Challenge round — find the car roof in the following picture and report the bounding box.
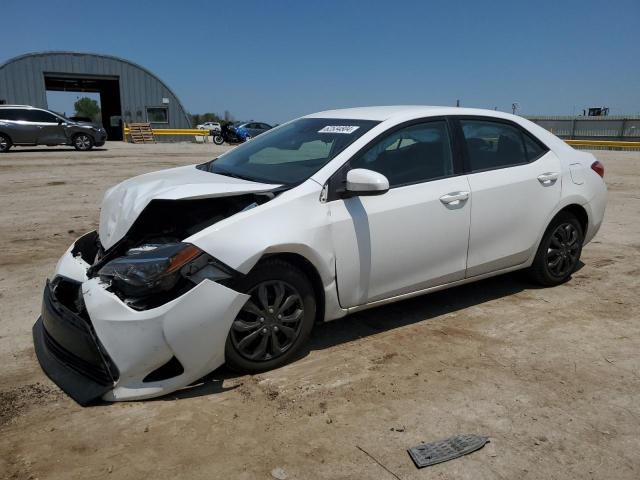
[304,105,525,122]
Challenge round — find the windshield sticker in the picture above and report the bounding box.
[318,125,360,134]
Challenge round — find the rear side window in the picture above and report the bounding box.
[0,109,21,120]
[350,120,454,187]
[460,120,532,172]
[523,133,546,161]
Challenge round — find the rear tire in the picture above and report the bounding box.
[213,135,224,145]
[225,259,316,373]
[0,134,12,152]
[73,133,94,151]
[528,211,584,286]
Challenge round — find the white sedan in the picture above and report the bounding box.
[196,121,221,132]
[34,106,607,404]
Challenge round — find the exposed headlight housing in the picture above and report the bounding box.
[98,242,231,297]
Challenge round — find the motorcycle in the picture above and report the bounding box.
[213,123,250,145]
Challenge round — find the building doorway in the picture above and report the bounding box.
[44,74,123,141]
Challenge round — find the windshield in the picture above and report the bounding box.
[200,118,379,185]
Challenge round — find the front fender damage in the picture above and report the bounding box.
[36,188,277,402]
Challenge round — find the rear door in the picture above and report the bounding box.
[329,119,472,307]
[2,108,37,144]
[454,117,561,277]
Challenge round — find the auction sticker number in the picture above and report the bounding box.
[318,125,360,134]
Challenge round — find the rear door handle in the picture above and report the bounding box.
[440,191,470,205]
[537,172,559,185]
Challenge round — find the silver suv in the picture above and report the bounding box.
[0,105,107,152]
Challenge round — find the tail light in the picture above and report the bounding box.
[591,160,604,178]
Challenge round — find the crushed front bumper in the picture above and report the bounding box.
[33,231,249,404]
[33,278,118,405]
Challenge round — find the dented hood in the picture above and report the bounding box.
[98,165,279,250]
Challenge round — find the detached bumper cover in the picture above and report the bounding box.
[33,280,118,405]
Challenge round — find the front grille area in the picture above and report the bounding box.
[42,326,113,385]
[41,278,118,386]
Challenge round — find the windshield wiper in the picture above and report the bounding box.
[212,167,258,182]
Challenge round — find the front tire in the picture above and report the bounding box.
[528,212,584,286]
[225,259,316,373]
[73,133,94,151]
[213,135,224,145]
[0,134,12,152]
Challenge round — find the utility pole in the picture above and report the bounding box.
[456,99,460,107]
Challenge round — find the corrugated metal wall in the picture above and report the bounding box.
[0,51,190,129]
[526,115,640,141]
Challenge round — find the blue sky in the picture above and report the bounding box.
[2,0,639,123]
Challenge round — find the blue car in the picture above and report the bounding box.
[234,121,272,140]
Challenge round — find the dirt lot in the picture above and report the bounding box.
[1,142,638,479]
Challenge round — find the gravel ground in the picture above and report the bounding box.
[0,142,638,479]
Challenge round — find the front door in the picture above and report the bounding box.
[329,119,472,307]
[33,110,67,145]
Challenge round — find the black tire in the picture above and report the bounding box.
[73,133,94,151]
[528,211,584,286]
[213,135,224,145]
[225,258,316,373]
[0,133,12,153]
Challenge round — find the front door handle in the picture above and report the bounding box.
[440,191,470,205]
[537,172,559,185]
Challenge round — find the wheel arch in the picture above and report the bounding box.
[527,200,590,269]
[555,203,588,235]
[72,131,91,140]
[258,252,326,324]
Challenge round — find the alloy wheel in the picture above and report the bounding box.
[75,134,91,150]
[230,280,305,362]
[546,222,580,278]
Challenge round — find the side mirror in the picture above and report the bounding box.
[345,168,389,197]
[57,119,63,125]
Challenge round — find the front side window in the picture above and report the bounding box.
[23,109,59,123]
[460,120,533,172]
[349,120,454,187]
[199,118,379,185]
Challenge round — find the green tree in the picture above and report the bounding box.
[74,97,101,122]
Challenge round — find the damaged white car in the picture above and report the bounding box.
[34,106,607,404]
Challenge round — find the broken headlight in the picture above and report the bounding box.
[98,242,231,297]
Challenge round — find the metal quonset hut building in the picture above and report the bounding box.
[0,51,190,140]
